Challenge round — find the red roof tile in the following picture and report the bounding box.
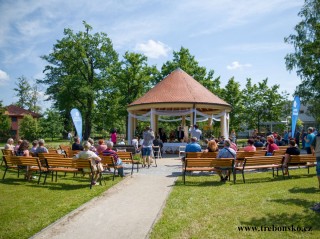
[5,104,41,118]
[129,68,230,107]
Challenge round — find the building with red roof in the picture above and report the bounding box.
[4,104,41,139]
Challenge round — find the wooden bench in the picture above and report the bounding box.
[186,152,218,158]
[116,151,141,174]
[9,156,48,184]
[44,157,79,183]
[183,158,234,184]
[2,155,20,179]
[44,157,95,189]
[233,156,284,183]
[1,149,14,165]
[272,149,287,156]
[113,145,136,154]
[100,155,123,181]
[59,145,71,156]
[287,154,317,176]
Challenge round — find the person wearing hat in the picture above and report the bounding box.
[305,127,315,154]
[185,137,202,153]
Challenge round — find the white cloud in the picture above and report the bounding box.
[227,61,252,70]
[0,69,10,85]
[135,40,171,59]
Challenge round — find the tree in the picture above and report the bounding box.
[284,0,320,124]
[14,76,41,113]
[116,52,158,135]
[40,108,64,140]
[19,114,41,140]
[242,78,288,132]
[38,21,119,140]
[0,101,11,139]
[220,77,244,132]
[158,47,222,96]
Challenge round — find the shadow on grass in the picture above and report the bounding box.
[233,175,285,184]
[240,212,320,231]
[289,187,320,194]
[0,173,114,190]
[174,175,226,187]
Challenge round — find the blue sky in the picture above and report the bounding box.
[0,0,304,111]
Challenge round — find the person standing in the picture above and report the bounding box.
[142,126,155,168]
[176,126,185,142]
[110,128,117,145]
[311,131,320,189]
[189,124,202,141]
[305,127,315,154]
[295,130,301,148]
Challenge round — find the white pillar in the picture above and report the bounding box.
[150,108,156,132]
[128,113,133,143]
[220,111,229,138]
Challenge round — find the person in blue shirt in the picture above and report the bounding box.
[185,137,202,153]
[304,127,315,154]
[217,139,236,182]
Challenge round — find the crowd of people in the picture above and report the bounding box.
[4,125,319,187]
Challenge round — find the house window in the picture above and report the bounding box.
[11,130,17,137]
[11,117,17,122]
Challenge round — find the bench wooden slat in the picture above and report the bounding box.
[233,156,284,183]
[183,158,234,184]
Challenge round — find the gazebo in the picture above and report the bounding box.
[127,68,232,143]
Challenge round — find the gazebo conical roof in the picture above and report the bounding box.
[128,68,231,114]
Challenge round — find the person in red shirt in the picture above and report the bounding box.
[243,139,256,152]
[266,137,279,156]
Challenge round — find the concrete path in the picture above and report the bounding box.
[31,156,181,239]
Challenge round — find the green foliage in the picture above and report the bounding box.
[0,101,11,139]
[39,108,64,140]
[158,47,222,96]
[220,77,244,132]
[242,78,288,132]
[38,21,119,140]
[19,114,41,140]
[285,0,320,124]
[13,76,41,113]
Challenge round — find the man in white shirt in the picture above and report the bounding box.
[189,124,202,141]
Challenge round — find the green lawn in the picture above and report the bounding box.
[0,166,121,239]
[151,169,320,239]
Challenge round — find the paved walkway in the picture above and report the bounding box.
[31,156,181,239]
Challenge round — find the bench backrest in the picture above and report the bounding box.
[10,156,41,167]
[2,149,14,156]
[185,158,213,168]
[74,158,93,170]
[252,150,267,156]
[186,152,217,158]
[116,152,133,160]
[68,150,82,157]
[45,157,75,168]
[185,158,234,168]
[290,155,316,163]
[100,155,115,168]
[272,149,287,156]
[236,151,255,160]
[244,156,283,166]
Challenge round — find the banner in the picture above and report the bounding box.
[291,96,300,138]
[70,108,83,142]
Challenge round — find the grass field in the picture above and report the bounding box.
[150,168,320,239]
[0,164,121,239]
